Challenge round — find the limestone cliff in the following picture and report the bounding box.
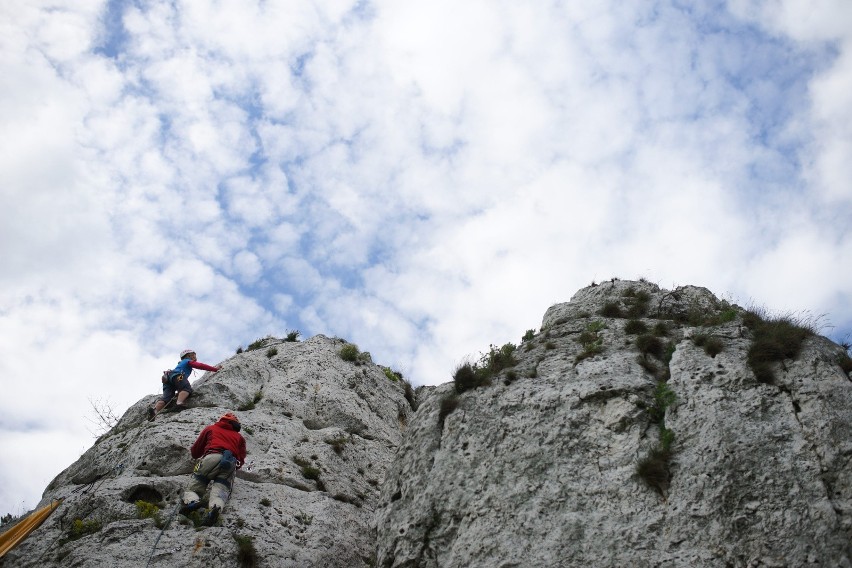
[376,280,852,567]
[3,281,852,568]
[1,335,416,567]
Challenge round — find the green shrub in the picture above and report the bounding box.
[236,346,244,354]
[522,329,536,342]
[692,334,724,357]
[266,347,278,358]
[545,341,556,350]
[662,342,676,365]
[483,343,518,374]
[638,382,677,496]
[659,427,675,451]
[339,343,360,362]
[135,500,160,520]
[452,344,518,393]
[743,309,812,384]
[69,518,101,540]
[652,322,669,337]
[293,456,311,468]
[600,301,624,317]
[837,352,852,374]
[325,436,348,455]
[247,337,269,351]
[285,330,301,342]
[625,319,648,335]
[704,306,738,326]
[383,368,400,382]
[636,447,672,496]
[648,382,676,424]
[626,291,651,318]
[575,342,603,363]
[260,498,271,507]
[637,357,659,376]
[575,321,606,363]
[234,534,259,568]
[300,465,321,481]
[402,379,417,411]
[636,334,664,358]
[453,362,482,393]
[439,394,459,427]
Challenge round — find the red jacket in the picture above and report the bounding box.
[190,419,247,467]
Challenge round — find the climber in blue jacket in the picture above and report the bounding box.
[147,349,219,420]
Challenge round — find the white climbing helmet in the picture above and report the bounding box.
[180,348,196,358]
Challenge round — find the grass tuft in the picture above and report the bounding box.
[600,301,624,318]
[692,333,724,357]
[636,334,664,358]
[234,534,259,568]
[625,319,648,335]
[439,394,459,427]
[285,329,301,342]
[575,321,606,363]
[324,435,348,455]
[743,308,813,384]
[68,518,101,540]
[339,343,360,362]
[636,447,673,496]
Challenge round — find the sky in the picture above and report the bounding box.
[1,0,850,516]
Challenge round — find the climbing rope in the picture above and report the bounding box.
[144,502,181,568]
[71,462,126,496]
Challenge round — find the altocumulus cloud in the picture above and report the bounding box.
[0,0,849,514]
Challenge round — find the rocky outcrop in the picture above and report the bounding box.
[376,280,852,567]
[4,280,852,567]
[1,335,415,567]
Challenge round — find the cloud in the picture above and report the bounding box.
[1,0,851,516]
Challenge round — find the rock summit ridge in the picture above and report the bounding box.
[3,280,852,568]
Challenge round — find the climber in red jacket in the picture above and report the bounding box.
[180,412,247,526]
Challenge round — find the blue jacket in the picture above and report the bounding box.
[171,358,194,379]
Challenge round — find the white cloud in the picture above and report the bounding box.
[1,0,851,515]
[233,250,262,284]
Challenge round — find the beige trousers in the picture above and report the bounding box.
[182,453,235,511]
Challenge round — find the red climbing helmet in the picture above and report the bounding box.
[220,412,240,423]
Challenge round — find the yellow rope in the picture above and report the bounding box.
[0,499,62,558]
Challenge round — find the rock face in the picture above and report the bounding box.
[375,280,852,567]
[1,335,416,567]
[4,281,852,568]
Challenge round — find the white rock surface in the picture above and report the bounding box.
[4,281,851,568]
[1,335,415,567]
[376,280,852,567]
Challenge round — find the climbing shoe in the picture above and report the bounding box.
[174,403,189,412]
[202,505,220,527]
[179,501,202,516]
[146,407,156,421]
